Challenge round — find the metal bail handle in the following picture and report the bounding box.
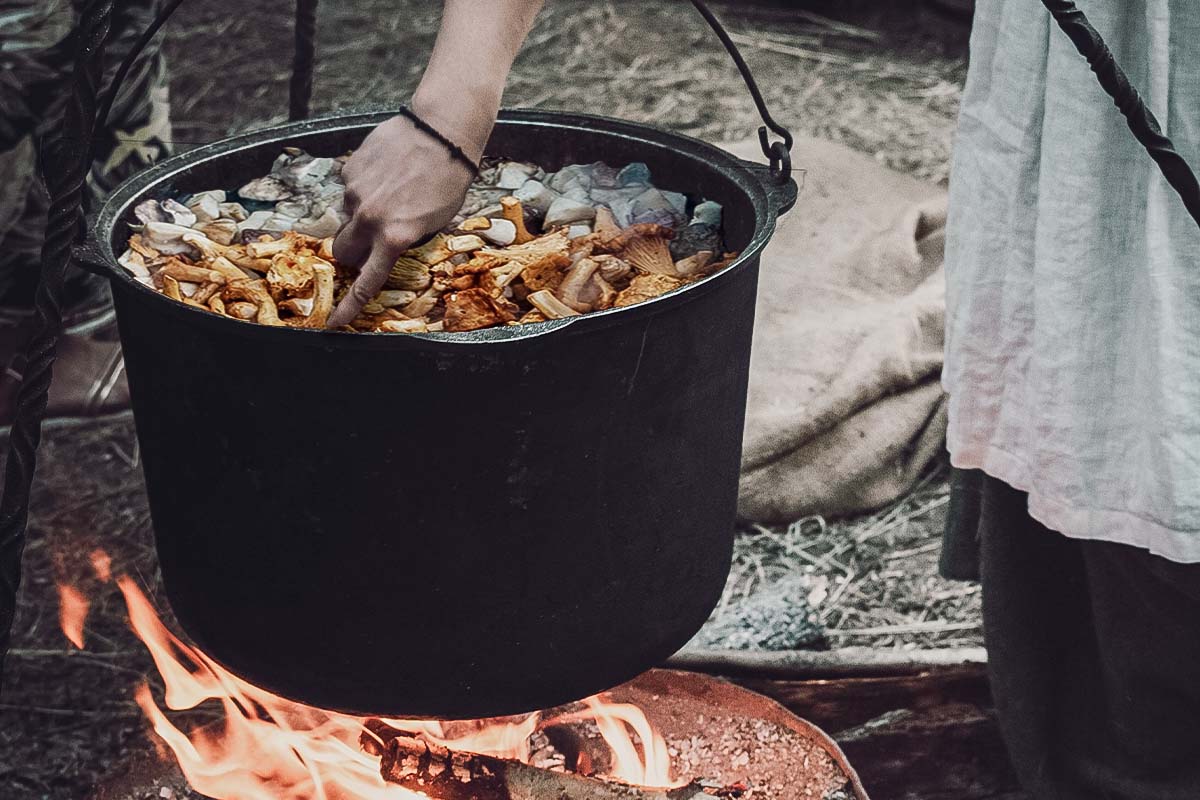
[689,0,795,183]
[1041,0,1200,228]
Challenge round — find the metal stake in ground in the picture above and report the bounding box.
[290,0,320,121]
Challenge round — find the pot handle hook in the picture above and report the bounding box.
[690,0,795,184]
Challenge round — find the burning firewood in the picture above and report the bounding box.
[362,721,717,800]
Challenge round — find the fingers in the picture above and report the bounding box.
[332,213,371,268]
[327,246,402,328]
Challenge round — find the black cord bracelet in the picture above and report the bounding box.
[397,105,481,177]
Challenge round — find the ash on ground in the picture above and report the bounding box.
[667,715,849,800]
[693,463,982,654]
[693,575,828,651]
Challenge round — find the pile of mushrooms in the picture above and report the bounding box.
[118,153,738,333]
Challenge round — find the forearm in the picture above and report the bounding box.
[412,0,545,161]
[327,0,545,325]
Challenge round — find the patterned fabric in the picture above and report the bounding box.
[0,0,172,299]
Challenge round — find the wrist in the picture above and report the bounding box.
[411,80,501,164]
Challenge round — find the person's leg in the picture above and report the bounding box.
[0,0,75,306]
[1069,540,1200,797]
[980,473,1200,799]
[0,0,171,299]
[940,465,986,581]
[90,0,174,199]
[977,474,1103,800]
[0,0,170,427]
[0,137,45,305]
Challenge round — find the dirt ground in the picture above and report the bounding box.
[1,2,975,798]
[167,0,968,181]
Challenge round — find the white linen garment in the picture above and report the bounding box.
[943,0,1200,561]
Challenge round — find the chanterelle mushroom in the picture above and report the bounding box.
[500,197,535,244]
[406,233,454,265]
[673,250,715,278]
[387,257,433,292]
[519,251,571,293]
[127,150,740,335]
[614,273,686,308]
[593,254,635,287]
[482,228,570,264]
[443,288,515,332]
[159,261,226,286]
[181,232,261,281]
[556,257,615,313]
[379,319,429,334]
[597,222,675,252]
[527,290,581,320]
[593,206,622,241]
[400,286,443,320]
[620,230,676,275]
[267,252,316,296]
[280,297,315,318]
[222,280,284,326]
[303,257,336,329]
[197,218,239,246]
[118,248,152,281]
[226,301,258,320]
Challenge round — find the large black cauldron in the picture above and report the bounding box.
[83,110,796,718]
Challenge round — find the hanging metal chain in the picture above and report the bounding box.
[0,0,114,695]
[290,0,320,121]
[1042,0,1200,228]
[689,0,794,183]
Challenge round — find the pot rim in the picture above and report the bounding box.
[90,108,793,350]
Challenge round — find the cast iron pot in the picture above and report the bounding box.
[83,109,797,718]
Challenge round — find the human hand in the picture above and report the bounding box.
[327,112,483,327]
[326,0,545,327]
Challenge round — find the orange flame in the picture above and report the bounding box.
[88,549,677,798]
[57,582,89,650]
[550,696,678,788]
[90,549,113,582]
[585,696,676,787]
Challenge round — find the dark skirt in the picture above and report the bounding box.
[941,467,1200,799]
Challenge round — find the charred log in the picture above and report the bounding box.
[362,720,714,800]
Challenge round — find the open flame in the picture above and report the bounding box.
[62,552,679,798]
[57,582,89,650]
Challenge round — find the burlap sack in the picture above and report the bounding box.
[724,136,949,523]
